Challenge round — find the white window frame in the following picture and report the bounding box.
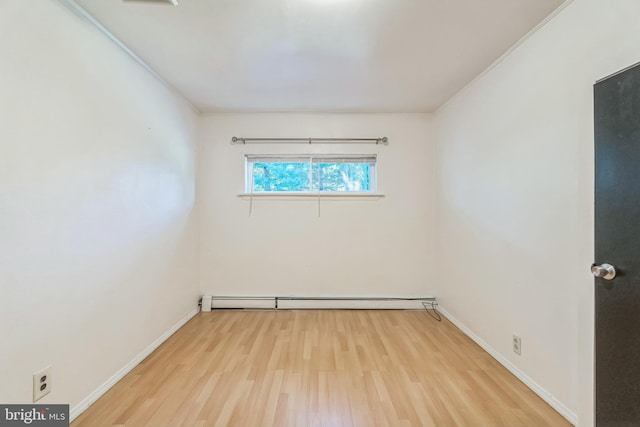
[244,154,378,194]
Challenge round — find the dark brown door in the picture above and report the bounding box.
[594,62,640,426]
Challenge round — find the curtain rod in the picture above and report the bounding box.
[231,137,389,145]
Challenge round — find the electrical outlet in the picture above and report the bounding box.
[33,366,51,402]
[513,334,522,355]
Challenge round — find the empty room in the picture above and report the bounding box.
[2,0,639,426]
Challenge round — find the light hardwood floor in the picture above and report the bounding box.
[72,310,571,426]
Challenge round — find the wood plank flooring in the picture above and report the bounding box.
[72,310,571,426]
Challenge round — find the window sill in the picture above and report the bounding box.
[238,193,385,199]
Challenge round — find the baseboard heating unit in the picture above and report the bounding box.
[200,296,437,311]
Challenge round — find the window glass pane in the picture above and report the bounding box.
[246,155,376,193]
[251,161,310,192]
[312,162,372,192]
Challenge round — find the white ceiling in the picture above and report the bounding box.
[74,0,566,113]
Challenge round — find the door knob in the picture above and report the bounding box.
[591,263,617,280]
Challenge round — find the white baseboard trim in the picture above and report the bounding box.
[69,307,199,422]
[437,306,578,426]
[204,296,435,310]
[277,298,432,310]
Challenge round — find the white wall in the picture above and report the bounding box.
[435,0,640,425]
[0,0,199,414]
[199,114,435,298]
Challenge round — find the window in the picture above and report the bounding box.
[245,155,377,193]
